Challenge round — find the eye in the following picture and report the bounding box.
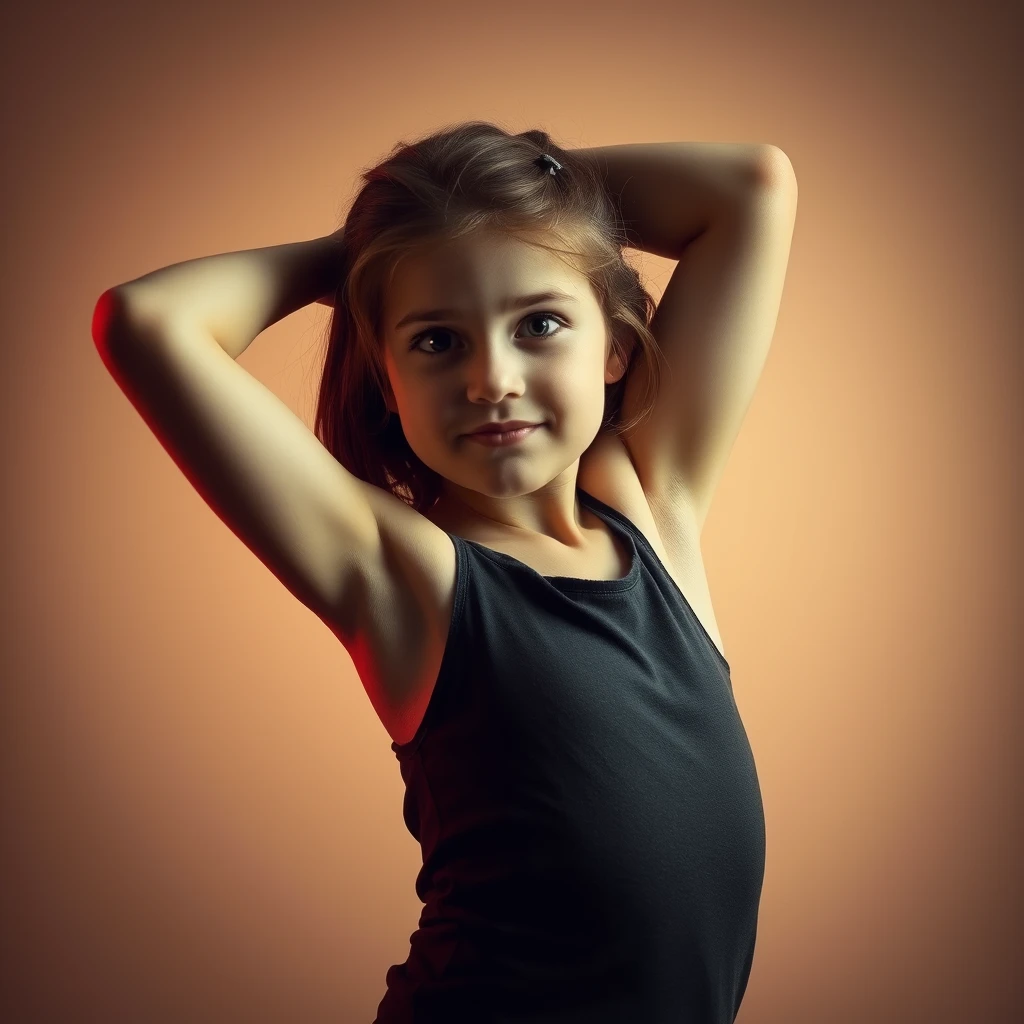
[408,312,569,355]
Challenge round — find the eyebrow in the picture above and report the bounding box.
[393,289,580,331]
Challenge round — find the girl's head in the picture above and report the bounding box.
[314,120,667,516]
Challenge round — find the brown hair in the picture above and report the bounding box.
[313,119,667,515]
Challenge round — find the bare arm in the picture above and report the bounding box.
[108,229,346,360]
[90,219,393,647]
[571,141,773,259]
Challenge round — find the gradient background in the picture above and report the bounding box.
[3,0,1021,1021]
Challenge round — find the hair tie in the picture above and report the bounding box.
[535,153,563,176]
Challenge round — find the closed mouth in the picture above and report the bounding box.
[466,422,541,436]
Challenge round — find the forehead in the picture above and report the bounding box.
[384,231,590,324]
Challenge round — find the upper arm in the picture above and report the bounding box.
[93,292,392,636]
[620,151,799,532]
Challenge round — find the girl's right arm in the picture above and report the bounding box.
[89,229,388,642]
[107,231,345,359]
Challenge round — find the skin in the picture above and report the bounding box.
[380,228,629,550]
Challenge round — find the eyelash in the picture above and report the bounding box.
[408,312,569,355]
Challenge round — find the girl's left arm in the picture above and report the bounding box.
[571,140,789,258]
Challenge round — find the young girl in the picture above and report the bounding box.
[94,120,796,1022]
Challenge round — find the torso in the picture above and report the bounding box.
[357,430,726,747]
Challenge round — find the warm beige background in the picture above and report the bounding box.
[3,0,1020,1021]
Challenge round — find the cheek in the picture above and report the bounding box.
[560,360,606,402]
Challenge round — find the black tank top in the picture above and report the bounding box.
[374,487,765,1023]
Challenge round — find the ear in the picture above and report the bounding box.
[604,328,632,386]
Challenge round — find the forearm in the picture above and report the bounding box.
[571,141,774,259]
[111,232,346,360]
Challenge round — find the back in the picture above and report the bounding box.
[94,292,456,743]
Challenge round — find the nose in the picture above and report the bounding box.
[463,346,527,404]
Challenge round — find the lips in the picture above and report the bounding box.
[466,420,539,435]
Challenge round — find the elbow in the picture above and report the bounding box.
[92,288,131,349]
[758,146,798,191]
[92,287,156,364]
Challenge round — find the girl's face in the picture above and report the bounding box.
[380,230,626,518]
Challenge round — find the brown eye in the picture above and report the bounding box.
[410,313,567,355]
